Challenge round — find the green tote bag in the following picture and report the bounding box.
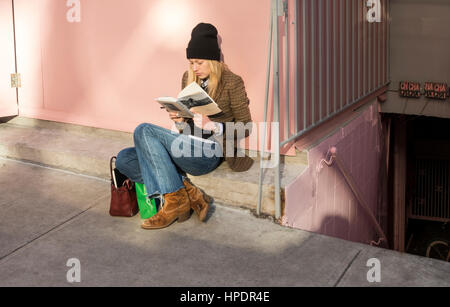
[135,182,158,219]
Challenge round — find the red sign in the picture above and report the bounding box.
[399,81,449,100]
[424,82,448,100]
[399,81,421,98]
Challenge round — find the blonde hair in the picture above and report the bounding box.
[187,60,228,100]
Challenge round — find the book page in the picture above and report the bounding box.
[190,104,222,116]
[156,82,222,118]
[157,97,177,104]
[155,97,194,118]
[178,82,222,116]
[177,82,206,99]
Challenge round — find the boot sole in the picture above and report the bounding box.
[141,210,191,230]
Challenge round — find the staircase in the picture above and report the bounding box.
[0,116,309,216]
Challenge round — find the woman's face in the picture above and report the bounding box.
[189,59,210,79]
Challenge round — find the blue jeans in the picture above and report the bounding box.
[116,123,223,197]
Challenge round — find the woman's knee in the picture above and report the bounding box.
[134,123,157,141]
[116,147,137,172]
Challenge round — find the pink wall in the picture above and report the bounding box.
[282,100,387,246]
[0,0,18,117]
[13,0,270,136]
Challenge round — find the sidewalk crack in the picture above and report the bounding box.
[333,249,362,287]
[0,194,108,263]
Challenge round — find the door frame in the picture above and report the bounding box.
[0,0,19,118]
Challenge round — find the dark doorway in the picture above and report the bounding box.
[382,115,450,261]
[405,116,450,262]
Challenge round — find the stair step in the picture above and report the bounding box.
[188,155,307,216]
[0,117,309,216]
[0,117,133,179]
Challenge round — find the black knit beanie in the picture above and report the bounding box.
[186,23,221,61]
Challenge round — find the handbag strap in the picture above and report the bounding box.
[123,179,133,190]
[110,156,133,190]
[110,156,118,188]
[110,156,116,178]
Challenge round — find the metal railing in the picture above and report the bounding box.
[320,147,388,247]
[257,0,391,220]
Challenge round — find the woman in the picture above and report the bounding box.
[116,23,253,230]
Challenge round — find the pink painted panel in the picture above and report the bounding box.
[0,0,18,117]
[342,0,348,109]
[358,0,364,97]
[327,0,334,119]
[320,1,327,119]
[313,0,320,124]
[304,0,312,129]
[336,0,342,114]
[365,2,370,94]
[267,0,390,155]
[283,100,386,246]
[297,1,305,132]
[353,0,358,101]
[14,0,270,140]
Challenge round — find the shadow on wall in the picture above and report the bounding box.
[315,214,386,248]
[283,102,389,248]
[315,215,351,242]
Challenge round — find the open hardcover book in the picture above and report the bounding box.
[156,82,222,118]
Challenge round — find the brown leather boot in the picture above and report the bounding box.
[183,180,211,222]
[141,188,191,230]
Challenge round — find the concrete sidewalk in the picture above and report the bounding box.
[1,157,449,287]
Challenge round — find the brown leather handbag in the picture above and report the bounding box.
[109,156,139,217]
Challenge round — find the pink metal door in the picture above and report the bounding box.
[0,0,18,117]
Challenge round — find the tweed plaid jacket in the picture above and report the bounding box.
[181,69,254,172]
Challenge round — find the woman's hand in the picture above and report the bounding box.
[192,113,204,128]
[168,111,185,123]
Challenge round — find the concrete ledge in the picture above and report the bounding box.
[0,117,133,179]
[188,157,306,216]
[3,116,133,139]
[0,117,309,216]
